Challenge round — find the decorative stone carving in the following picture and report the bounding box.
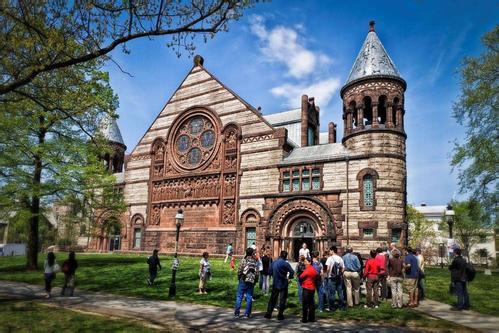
[151,206,161,225]
[222,200,235,224]
[151,175,221,202]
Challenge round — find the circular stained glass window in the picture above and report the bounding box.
[172,114,218,169]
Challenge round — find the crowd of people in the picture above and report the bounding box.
[230,242,430,322]
[40,242,472,321]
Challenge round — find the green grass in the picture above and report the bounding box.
[0,254,486,330]
[0,299,158,333]
[425,266,499,316]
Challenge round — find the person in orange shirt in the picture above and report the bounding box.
[364,250,380,308]
[299,257,318,323]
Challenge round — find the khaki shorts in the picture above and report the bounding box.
[403,278,417,293]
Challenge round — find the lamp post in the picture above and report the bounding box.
[445,205,455,261]
[168,209,184,297]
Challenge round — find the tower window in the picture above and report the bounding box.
[363,228,374,238]
[363,96,372,127]
[363,175,374,207]
[357,168,378,210]
[378,95,387,125]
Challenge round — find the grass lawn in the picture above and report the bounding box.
[424,266,498,316]
[0,299,159,332]
[0,253,487,330]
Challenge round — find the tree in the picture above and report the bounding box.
[407,205,437,259]
[442,200,490,261]
[0,58,123,269]
[0,0,256,96]
[451,26,498,216]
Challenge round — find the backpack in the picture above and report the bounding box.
[242,259,257,284]
[62,261,70,274]
[312,261,323,286]
[465,263,476,282]
[329,261,342,278]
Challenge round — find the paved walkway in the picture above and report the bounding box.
[0,281,415,332]
[0,281,496,332]
[414,298,499,333]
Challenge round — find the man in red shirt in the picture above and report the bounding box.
[299,258,318,323]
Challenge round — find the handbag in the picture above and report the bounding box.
[53,263,61,273]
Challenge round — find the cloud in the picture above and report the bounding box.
[270,78,341,109]
[249,15,331,79]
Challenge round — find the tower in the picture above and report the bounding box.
[99,115,126,173]
[341,21,408,247]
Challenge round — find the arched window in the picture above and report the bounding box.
[363,96,372,127]
[378,95,387,125]
[350,101,358,129]
[363,175,374,207]
[393,97,400,128]
[357,168,379,210]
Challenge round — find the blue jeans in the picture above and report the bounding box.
[327,277,345,309]
[297,277,303,303]
[454,281,470,310]
[234,281,255,317]
[316,280,325,311]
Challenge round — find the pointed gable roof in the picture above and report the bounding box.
[99,115,126,147]
[345,21,402,87]
[129,55,276,155]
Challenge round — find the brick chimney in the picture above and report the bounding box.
[300,95,309,147]
[328,122,337,143]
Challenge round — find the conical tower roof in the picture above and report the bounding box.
[99,114,126,147]
[344,21,403,88]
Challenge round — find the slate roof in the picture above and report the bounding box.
[263,109,301,125]
[99,115,125,147]
[345,28,401,86]
[280,143,349,165]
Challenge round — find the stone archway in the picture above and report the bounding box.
[268,197,336,259]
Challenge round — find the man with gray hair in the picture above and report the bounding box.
[342,246,361,307]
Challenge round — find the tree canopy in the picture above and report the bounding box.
[452,25,498,216]
[0,0,255,96]
[0,57,124,268]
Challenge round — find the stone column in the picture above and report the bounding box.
[372,102,379,128]
[386,102,394,128]
[357,105,364,129]
[396,106,403,129]
[346,108,353,134]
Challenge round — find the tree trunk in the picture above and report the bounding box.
[26,119,45,270]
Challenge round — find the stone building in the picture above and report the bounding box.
[91,22,408,259]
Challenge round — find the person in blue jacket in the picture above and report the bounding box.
[264,250,295,321]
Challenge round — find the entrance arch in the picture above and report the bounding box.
[289,218,315,261]
[268,197,336,260]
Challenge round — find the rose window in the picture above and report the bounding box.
[173,115,217,169]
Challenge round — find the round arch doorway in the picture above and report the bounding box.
[291,220,315,261]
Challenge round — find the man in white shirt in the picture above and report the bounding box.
[325,246,346,310]
[298,243,311,261]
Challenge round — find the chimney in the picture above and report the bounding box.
[328,122,337,143]
[300,95,309,147]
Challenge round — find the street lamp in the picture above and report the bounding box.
[168,209,184,297]
[445,205,455,239]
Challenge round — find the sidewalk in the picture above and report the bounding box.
[0,280,417,332]
[414,298,499,333]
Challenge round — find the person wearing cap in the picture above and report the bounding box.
[388,249,404,308]
[342,246,361,307]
